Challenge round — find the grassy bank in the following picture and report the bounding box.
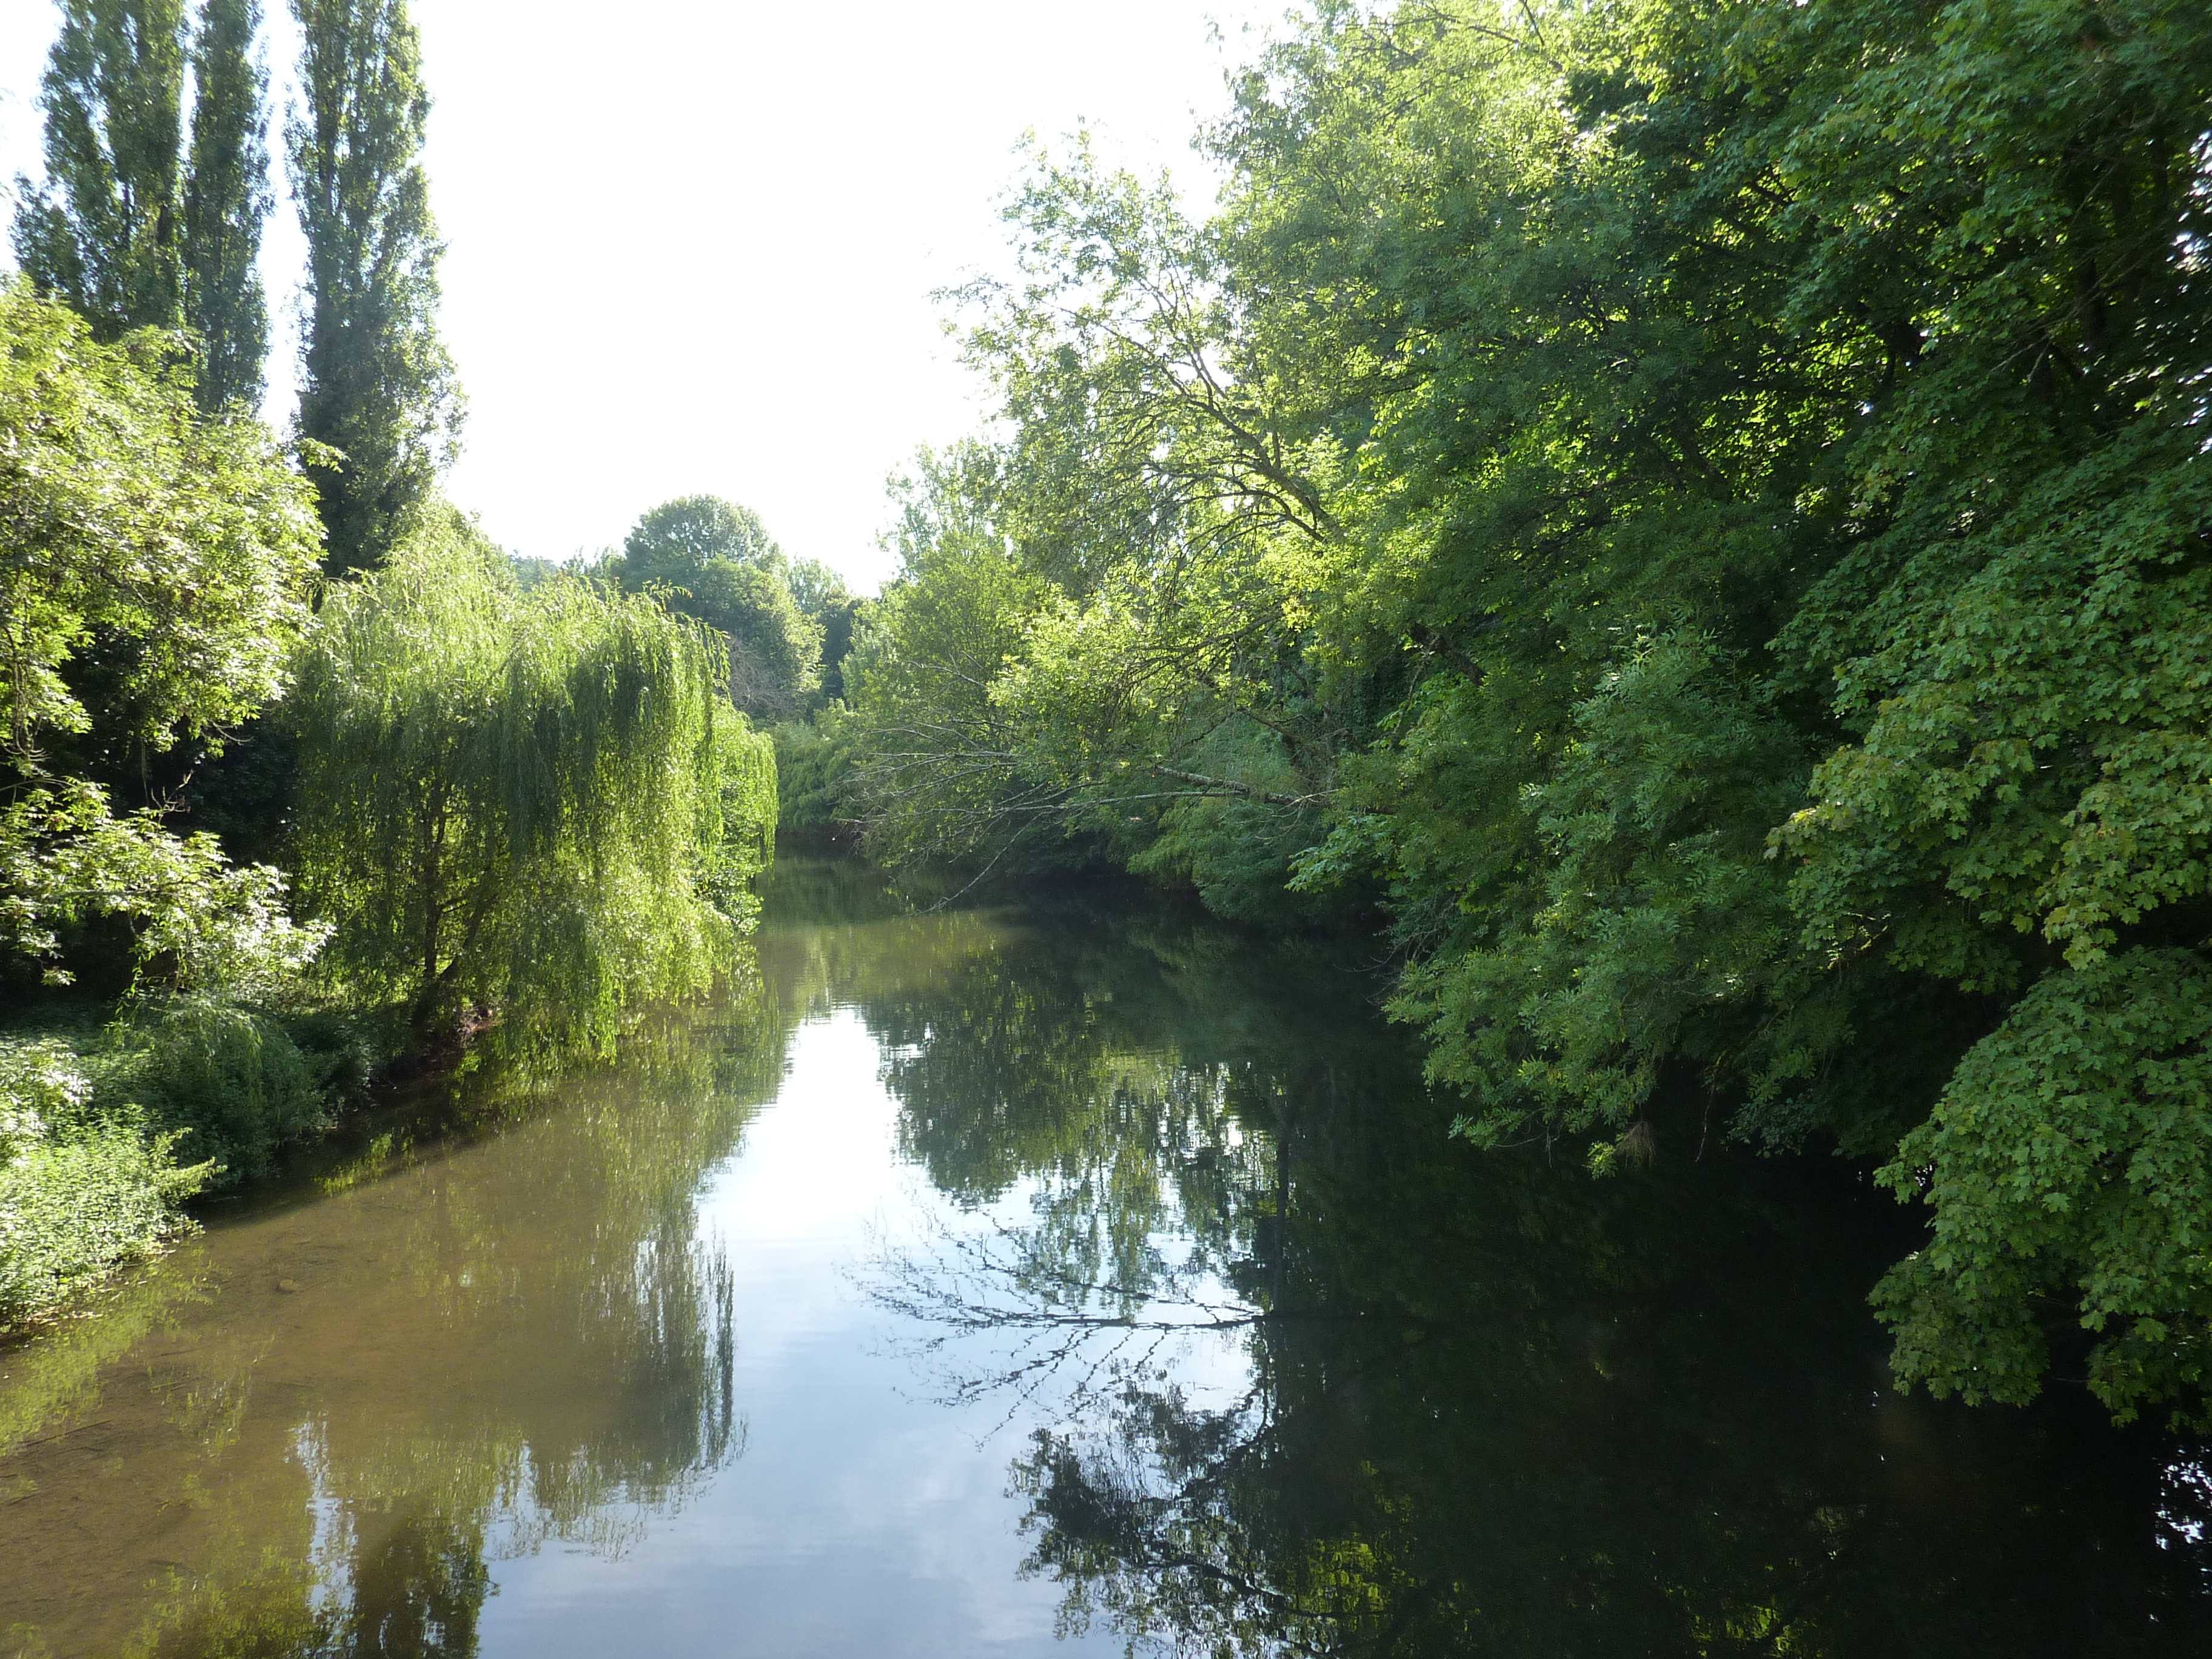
[0,1004,391,1330]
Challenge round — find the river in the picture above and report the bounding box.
[2,856,2208,1656]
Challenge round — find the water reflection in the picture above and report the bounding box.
[0,862,2207,1658]
[841,879,2212,1657]
[0,972,768,1657]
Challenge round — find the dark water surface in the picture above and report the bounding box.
[3,858,2208,1657]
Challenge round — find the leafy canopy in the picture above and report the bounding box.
[610,494,822,720]
[289,515,774,1054]
[837,0,2212,1424]
[0,278,323,993]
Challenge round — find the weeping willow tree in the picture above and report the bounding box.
[289,517,776,1054]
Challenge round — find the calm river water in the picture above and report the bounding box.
[2,857,2209,1657]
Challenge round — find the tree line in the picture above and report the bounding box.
[794,0,2212,1427]
[2,0,780,1327]
[14,0,457,574]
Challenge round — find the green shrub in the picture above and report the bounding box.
[280,1007,386,1102]
[771,712,856,833]
[0,1128,206,1325]
[0,1041,207,1327]
[1127,722,1341,929]
[136,1004,329,1186]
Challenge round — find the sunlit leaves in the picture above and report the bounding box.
[0,280,320,990]
[0,280,318,761]
[289,519,773,1054]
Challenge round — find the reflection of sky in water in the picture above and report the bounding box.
[8,864,2206,1657]
[2164,1456,2212,1555]
[478,1010,1150,1656]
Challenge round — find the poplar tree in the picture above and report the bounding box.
[10,0,189,339]
[289,0,460,577]
[180,0,272,412]
[12,1,274,407]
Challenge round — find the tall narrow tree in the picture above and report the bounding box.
[10,0,189,339]
[181,0,272,412]
[289,0,460,577]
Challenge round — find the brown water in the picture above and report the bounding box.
[1,858,2208,1657]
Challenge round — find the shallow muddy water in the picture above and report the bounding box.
[2,858,2208,1657]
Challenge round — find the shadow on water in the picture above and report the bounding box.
[829,870,2212,1658]
[0,856,2205,1657]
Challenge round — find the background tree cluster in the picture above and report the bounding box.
[606,492,859,723]
[12,0,457,566]
[825,0,2212,1425]
[2,0,781,1324]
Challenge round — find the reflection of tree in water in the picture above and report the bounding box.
[865,887,1366,1301]
[125,1503,491,1658]
[863,899,2212,1658]
[333,1507,492,1658]
[0,958,782,1659]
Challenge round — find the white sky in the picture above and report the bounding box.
[0,1,1281,591]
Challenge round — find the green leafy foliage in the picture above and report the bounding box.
[0,276,333,1327]
[769,711,856,833]
[610,495,822,720]
[1874,949,2212,1421]
[289,515,768,1054]
[705,706,777,927]
[839,445,1070,868]
[133,1000,328,1185]
[841,0,2212,1419]
[12,0,273,404]
[1125,718,1337,927]
[2,779,327,994]
[289,0,461,575]
[10,0,189,338]
[0,279,323,993]
[0,1037,207,1327]
[0,281,315,765]
[181,0,273,412]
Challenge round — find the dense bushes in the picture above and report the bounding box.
[0,276,330,1326]
[0,998,393,1325]
[0,1127,203,1327]
[135,1005,329,1187]
[0,1041,204,1326]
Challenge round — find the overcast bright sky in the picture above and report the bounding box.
[0,1,1279,590]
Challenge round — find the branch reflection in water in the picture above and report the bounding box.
[850,879,2212,1658]
[2,859,2207,1658]
[0,962,773,1658]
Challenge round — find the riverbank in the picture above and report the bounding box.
[0,998,395,1332]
